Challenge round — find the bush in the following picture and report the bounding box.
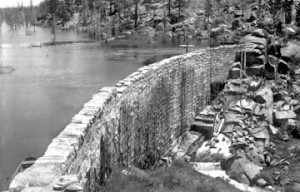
[100,160,242,192]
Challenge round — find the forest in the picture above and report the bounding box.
[1,0,300,41]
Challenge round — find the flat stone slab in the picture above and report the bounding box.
[275,110,297,120]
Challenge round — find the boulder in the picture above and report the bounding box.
[240,34,267,46]
[196,133,232,161]
[274,110,297,126]
[289,99,299,106]
[228,67,242,79]
[254,95,266,104]
[251,29,268,38]
[268,55,278,65]
[254,138,266,152]
[9,172,27,192]
[65,183,83,192]
[224,112,244,125]
[294,104,300,115]
[175,131,200,157]
[255,87,273,123]
[264,62,275,79]
[268,124,279,135]
[278,59,289,74]
[229,156,262,181]
[22,187,47,192]
[275,110,296,119]
[281,42,300,65]
[235,54,266,66]
[190,122,213,140]
[250,126,270,141]
[287,119,297,130]
[256,178,268,187]
[224,81,248,94]
[273,92,284,102]
[53,175,79,191]
[246,43,266,51]
[285,25,300,36]
[232,19,241,30]
[241,48,263,56]
[246,65,264,77]
[253,104,266,119]
[268,43,281,58]
[240,98,257,111]
[246,144,265,165]
[248,79,262,92]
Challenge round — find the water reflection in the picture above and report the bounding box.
[0,23,208,190]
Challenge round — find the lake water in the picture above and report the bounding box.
[0,23,208,189]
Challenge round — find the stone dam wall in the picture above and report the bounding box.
[9,45,240,192]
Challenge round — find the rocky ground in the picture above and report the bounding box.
[160,29,300,192]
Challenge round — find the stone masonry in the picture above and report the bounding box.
[9,45,240,192]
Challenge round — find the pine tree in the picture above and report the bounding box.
[295,2,300,26]
[205,0,212,30]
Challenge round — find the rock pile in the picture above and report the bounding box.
[164,29,300,191]
[228,29,291,81]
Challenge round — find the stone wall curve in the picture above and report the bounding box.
[9,45,240,192]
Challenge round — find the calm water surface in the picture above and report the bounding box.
[0,23,208,189]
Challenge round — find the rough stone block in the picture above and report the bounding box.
[190,122,213,140]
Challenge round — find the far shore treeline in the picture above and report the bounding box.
[1,0,300,42]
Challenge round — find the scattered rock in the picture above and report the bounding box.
[256,178,268,187]
[278,59,290,74]
[190,122,213,140]
[248,80,262,92]
[175,131,200,157]
[246,144,265,165]
[251,29,268,38]
[65,183,83,192]
[246,65,265,77]
[250,126,270,141]
[22,187,47,192]
[268,124,278,135]
[290,99,300,106]
[273,92,284,102]
[240,34,267,46]
[294,104,300,115]
[229,156,262,181]
[53,175,79,191]
[274,110,297,126]
[195,134,232,161]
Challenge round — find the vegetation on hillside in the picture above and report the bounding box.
[100,160,242,192]
[1,0,300,42]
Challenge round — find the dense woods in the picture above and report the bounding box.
[1,0,300,41]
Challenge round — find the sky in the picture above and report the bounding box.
[0,0,44,8]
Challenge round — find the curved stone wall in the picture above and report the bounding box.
[9,45,240,192]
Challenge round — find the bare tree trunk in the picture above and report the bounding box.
[178,0,181,19]
[168,0,171,17]
[134,1,138,32]
[123,0,126,18]
[110,0,112,15]
[51,0,57,41]
[52,13,56,41]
